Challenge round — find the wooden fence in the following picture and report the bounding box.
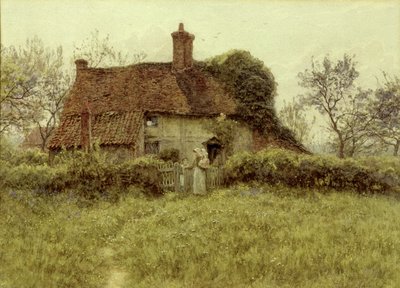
[157,163,224,192]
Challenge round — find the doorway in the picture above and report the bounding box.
[204,137,223,165]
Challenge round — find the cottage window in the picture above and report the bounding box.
[146,116,158,127]
[145,141,160,154]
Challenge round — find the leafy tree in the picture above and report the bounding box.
[1,41,41,135]
[278,98,315,145]
[73,29,146,68]
[369,74,400,156]
[298,54,374,158]
[1,37,71,150]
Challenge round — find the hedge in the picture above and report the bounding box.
[0,151,163,198]
[224,149,400,194]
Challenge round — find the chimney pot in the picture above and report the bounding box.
[75,59,88,69]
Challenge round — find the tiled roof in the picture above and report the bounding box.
[48,62,237,150]
[48,111,143,149]
[61,62,237,117]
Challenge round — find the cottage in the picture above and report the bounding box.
[48,23,304,162]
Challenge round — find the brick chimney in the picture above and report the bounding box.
[80,102,92,152]
[171,23,195,71]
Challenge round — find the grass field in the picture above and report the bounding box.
[1,185,399,288]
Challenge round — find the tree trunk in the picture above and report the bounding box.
[394,140,399,157]
[337,134,345,159]
[41,139,47,152]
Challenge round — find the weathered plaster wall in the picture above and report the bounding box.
[135,122,145,157]
[144,114,253,162]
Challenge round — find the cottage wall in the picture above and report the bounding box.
[143,114,253,162]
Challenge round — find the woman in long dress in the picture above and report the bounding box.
[192,148,209,195]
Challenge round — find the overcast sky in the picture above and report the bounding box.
[2,0,400,118]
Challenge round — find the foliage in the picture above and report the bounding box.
[203,113,240,156]
[1,31,146,148]
[204,49,276,131]
[204,50,301,148]
[0,149,163,198]
[118,157,163,196]
[65,151,117,198]
[1,40,40,134]
[369,73,400,156]
[298,54,375,158]
[224,148,399,194]
[1,186,400,287]
[158,148,180,163]
[1,37,70,149]
[0,140,48,166]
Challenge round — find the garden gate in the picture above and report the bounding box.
[157,163,224,192]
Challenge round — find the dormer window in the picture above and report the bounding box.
[146,116,158,127]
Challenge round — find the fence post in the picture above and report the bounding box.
[174,163,180,192]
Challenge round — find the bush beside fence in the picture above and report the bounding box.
[225,149,400,194]
[1,147,398,198]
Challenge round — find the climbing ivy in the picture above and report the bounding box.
[204,113,239,157]
[203,50,301,148]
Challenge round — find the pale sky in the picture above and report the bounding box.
[1,0,400,131]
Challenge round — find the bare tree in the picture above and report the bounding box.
[369,74,400,156]
[278,98,315,145]
[73,29,146,68]
[298,54,374,158]
[32,48,71,151]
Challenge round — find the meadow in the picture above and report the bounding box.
[1,184,400,288]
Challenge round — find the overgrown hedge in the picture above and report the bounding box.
[225,149,400,194]
[2,146,398,198]
[0,151,163,199]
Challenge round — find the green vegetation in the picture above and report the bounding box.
[203,113,239,157]
[0,149,163,198]
[3,147,398,198]
[225,149,400,194]
[158,148,180,163]
[1,185,400,288]
[204,50,302,150]
[1,145,399,287]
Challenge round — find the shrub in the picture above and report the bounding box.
[1,150,164,199]
[225,149,400,194]
[65,151,116,198]
[0,147,48,166]
[118,157,163,196]
[158,148,180,163]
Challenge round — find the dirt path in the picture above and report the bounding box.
[106,269,127,288]
[100,247,128,288]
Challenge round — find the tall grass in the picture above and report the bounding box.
[1,185,399,287]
